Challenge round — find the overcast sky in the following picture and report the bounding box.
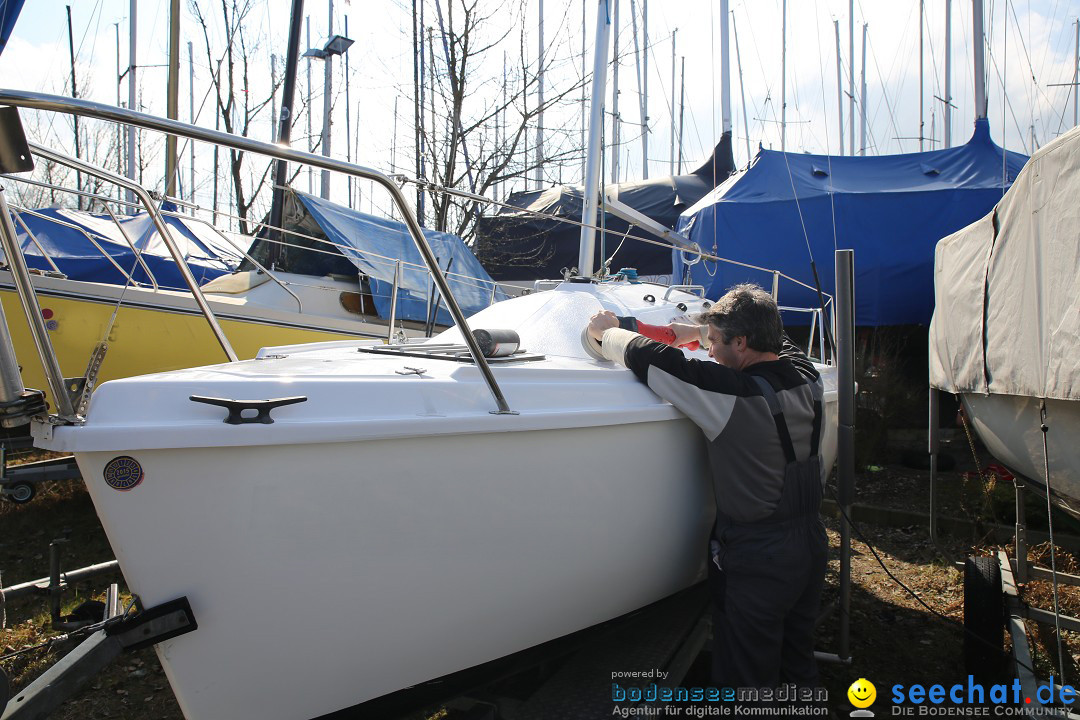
[0,0,1077,216]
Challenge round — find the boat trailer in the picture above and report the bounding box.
[0,596,197,719]
[930,388,1080,716]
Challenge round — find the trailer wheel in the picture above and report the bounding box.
[7,482,35,504]
[964,555,1005,681]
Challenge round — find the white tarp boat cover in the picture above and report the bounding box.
[929,124,1080,401]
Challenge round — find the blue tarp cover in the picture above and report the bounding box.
[295,192,506,324]
[0,0,24,56]
[11,207,243,289]
[673,120,1028,326]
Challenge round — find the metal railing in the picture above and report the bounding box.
[0,89,513,415]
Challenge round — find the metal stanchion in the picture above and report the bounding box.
[835,249,855,662]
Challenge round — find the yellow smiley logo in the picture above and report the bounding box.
[848,678,876,709]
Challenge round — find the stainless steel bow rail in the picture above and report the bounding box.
[0,89,513,415]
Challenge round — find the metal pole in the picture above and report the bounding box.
[115,22,122,195]
[678,56,685,173]
[973,0,986,120]
[387,260,401,343]
[271,54,278,143]
[734,15,750,163]
[781,0,787,151]
[165,0,180,197]
[611,0,620,184]
[306,16,313,194]
[345,15,352,207]
[188,41,195,205]
[919,0,924,150]
[945,0,952,148]
[66,6,82,210]
[642,0,648,179]
[536,0,544,188]
[848,0,854,156]
[579,0,614,277]
[126,0,136,205]
[413,0,422,217]
[0,188,76,418]
[212,70,220,224]
[835,20,844,156]
[720,0,731,142]
[1075,20,1078,128]
[268,0,303,268]
[860,23,867,155]
[581,0,587,182]
[670,28,675,173]
[320,0,334,200]
[835,248,855,662]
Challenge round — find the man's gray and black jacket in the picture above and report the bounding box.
[598,327,824,524]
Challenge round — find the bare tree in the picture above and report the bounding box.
[420,0,589,242]
[191,0,282,236]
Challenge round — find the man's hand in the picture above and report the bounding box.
[669,322,703,347]
[587,310,619,342]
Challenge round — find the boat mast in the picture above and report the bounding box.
[271,55,278,143]
[306,16,313,194]
[720,0,732,163]
[320,0,333,199]
[834,20,844,155]
[848,0,854,156]
[582,0,586,183]
[780,0,786,151]
[670,28,675,173]
[267,0,304,267]
[126,0,136,205]
[343,14,352,208]
[165,0,180,198]
[65,5,82,209]
[611,0,619,183]
[578,0,614,277]
[734,13,750,163]
[860,23,866,155]
[536,0,544,189]
[973,0,986,121]
[944,0,952,148]
[189,41,195,205]
[919,0,924,150]
[678,56,685,173]
[642,0,648,179]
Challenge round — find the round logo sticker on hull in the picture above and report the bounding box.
[103,456,144,491]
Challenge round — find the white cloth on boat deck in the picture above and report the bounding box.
[929,124,1080,402]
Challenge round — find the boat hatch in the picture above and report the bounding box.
[359,342,545,364]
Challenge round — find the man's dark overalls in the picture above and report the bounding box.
[709,375,827,689]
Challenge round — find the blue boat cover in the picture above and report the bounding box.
[673,120,1028,326]
[0,0,24,56]
[10,207,243,289]
[295,192,506,325]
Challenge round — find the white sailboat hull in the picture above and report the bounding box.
[961,394,1080,515]
[39,282,838,719]
[75,420,712,719]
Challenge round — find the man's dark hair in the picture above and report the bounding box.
[696,283,783,354]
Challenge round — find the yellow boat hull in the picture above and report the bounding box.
[1,289,359,401]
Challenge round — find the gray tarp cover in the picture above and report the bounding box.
[929,124,1080,400]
